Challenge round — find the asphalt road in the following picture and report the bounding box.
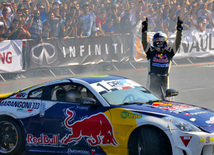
[1,62,214,110]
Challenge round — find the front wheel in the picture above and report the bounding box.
[0,117,25,155]
[129,126,172,155]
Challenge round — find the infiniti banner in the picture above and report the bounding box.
[26,35,131,69]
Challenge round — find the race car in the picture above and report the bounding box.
[0,75,214,155]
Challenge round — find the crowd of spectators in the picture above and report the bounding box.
[0,0,213,41]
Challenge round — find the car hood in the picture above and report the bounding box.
[120,101,214,133]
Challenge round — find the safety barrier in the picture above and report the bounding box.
[1,29,214,81]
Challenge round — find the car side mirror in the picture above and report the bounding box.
[165,89,179,97]
[81,97,96,105]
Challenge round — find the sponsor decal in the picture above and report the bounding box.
[92,79,140,93]
[61,109,118,146]
[152,102,174,107]
[153,102,200,114]
[120,110,142,119]
[27,134,59,145]
[161,105,200,114]
[153,54,169,63]
[199,137,214,143]
[189,118,196,122]
[90,149,96,155]
[17,108,33,112]
[122,86,132,89]
[184,113,191,116]
[0,100,40,109]
[67,148,89,155]
[206,116,214,124]
[180,136,192,147]
[152,62,169,67]
[0,52,12,64]
[30,43,57,65]
[190,111,208,115]
[16,93,27,98]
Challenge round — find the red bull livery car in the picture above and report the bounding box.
[1,75,214,155]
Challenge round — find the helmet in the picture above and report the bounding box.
[152,32,168,51]
[66,90,81,102]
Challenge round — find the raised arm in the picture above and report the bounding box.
[141,17,150,53]
[171,17,183,55]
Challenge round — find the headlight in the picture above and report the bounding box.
[163,116,201,132]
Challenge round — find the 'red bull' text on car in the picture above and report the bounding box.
[0,75,214,155]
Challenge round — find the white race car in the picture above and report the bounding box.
[0,75,213,155]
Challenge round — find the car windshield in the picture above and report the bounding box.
[101,86,159,106]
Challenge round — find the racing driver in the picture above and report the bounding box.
[141,17,183,97]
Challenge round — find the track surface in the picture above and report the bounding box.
[1,62,214,110]
[1,62,214,155]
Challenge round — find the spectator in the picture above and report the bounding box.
[0,15,7,29]
[109,5,121,34]
[79,3,95,37]
[0,2,14,20]
[130,11,143,61]
[102,18,114,36]
[69,6,78,22]
[95,11,106,36]
[11,3,17,12]
[0,25,7,41]
[196,17,207,32]
[23,8,30,21]
[26,10,43,39]
[197,3,211,24]
[58,15,75,39]
[54,8,62,22]
[2,8,12,29]
[37,0,50,23]
[120,9,131,34]
[45,12,60,39]
[40,21,50,41]
[18,20,31,39]
[22,0,31,10]
[7,19,20,40]
[167,13,177,33]
[11,8,23,22]
[152,7,164,32]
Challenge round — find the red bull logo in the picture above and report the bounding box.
[61,109,118,147]
[27,134,58,145]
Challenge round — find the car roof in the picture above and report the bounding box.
[70,75,127,84]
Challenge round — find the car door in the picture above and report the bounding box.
[39,82,109,154]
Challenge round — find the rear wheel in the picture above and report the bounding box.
[129,126,172,155]
[0,117,25,155]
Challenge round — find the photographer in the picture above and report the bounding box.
[7,19,21,40]
[26,10,42,39]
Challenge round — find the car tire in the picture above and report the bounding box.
[0,116,25,155]
[129,126,172,155]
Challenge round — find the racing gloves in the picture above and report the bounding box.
[142,17,148,33]
[177,16,183,31]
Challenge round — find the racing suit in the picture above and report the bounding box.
[142,30,182,97]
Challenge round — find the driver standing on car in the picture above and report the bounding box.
[141,17,183,98]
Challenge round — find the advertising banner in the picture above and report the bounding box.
[0,40,23,73]
[26,35,131,69]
